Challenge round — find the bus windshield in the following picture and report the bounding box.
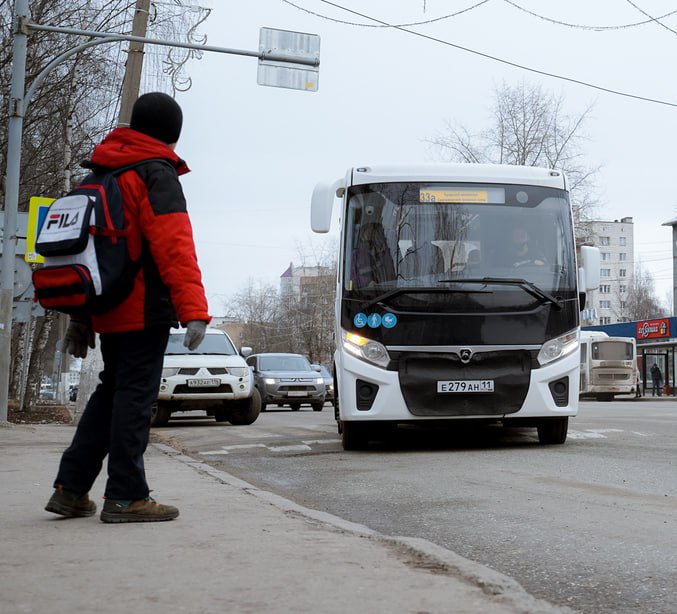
[343,182,577,299]
[592,340,635,361]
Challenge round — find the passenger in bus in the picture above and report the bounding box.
[508,226,546,267]
[350,222,396,288]
[399,242,445,280]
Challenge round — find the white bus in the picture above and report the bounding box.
[579,330,638,401]
[311,164,600,449]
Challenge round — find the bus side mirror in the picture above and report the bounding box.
[579,245,600,291]
[311,178,342,233]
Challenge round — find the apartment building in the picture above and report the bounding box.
[579,217,634,326]
[280,262,334,307]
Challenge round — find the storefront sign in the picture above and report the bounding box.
[636,319,670,339]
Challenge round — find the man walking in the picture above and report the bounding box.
[45,92,210,523]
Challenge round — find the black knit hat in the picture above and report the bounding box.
[130,92,183,144]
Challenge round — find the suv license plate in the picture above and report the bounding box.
[288,391,308,397]
[437,380,494,393]
[187,378,220,388]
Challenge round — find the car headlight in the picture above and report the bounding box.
[315,377,324,384]
[263,378,277,385]
[537,330,579,366]
[342,329,390,368]
[161,368,179,377]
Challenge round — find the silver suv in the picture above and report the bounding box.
[152,328,261,426]
[246,352,325,411]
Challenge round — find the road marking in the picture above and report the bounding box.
[301,425,337,433]
[302,439,342,445]
[568,430,608,439]
[568,428,625,440]
[586,429,624,434]
[233,430,280,439]
[200,443,268,455]
[200,440,340,455]
[268,444,312,452]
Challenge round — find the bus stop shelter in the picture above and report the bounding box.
[582,317,676,396]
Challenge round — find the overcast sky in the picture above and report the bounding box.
[166,1,677,316]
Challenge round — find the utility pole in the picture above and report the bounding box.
[0,0,29,423]
[118,0,151,126]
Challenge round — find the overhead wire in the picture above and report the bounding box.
[624,0,677,37]
[503,0,677,31]
[280,0,491,28]
[287,0,677,108]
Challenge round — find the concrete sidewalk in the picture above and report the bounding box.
[1,423,571,614]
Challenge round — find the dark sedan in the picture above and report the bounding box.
[246,353,326,411]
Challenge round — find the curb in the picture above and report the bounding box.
[152,442,573,614]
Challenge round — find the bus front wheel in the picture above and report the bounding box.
[537,417,568,445]
[341,421,371,451]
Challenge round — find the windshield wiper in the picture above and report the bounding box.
[361,286,491,311]
[437,277,563,310]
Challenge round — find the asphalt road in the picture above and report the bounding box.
[154,399,677,614]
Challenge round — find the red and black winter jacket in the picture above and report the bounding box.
[84,127,210,333]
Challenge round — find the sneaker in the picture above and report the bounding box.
[100,497,179,523]
[45,485,97,517]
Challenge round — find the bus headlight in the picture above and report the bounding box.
[343,330,390,368]
[537,330,579,366]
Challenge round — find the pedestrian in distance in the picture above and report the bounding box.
[635,368,642,398]
[650,363,663,397]
[45,92,211,523]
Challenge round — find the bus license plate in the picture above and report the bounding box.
[187,378,220,388]
[437,380,494,393]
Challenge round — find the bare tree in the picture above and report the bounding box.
[280,268,335,363]
[1,1,133,411]
[1,1,210,410]
[427,81,601,232]
[225,281,283,353]
[623,264,668,320]
[224,240,337,363]
[285,240,336,363]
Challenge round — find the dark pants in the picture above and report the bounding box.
[54,326,169,500]
[652,379,662,396]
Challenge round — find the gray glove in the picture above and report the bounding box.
[184,320,207,351]
[65,320,95,359]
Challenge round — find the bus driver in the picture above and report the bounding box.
[509,226,546,267]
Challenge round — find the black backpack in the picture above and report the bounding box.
[32,160,168,316]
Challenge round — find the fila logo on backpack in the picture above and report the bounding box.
[32,161,165,316]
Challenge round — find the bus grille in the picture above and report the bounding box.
[596,373,631,382]
[397,351,531,416]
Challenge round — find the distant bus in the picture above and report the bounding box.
[579,331,637,401]
[311,163,600,449]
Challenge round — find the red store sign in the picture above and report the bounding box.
[636,319,670,339]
